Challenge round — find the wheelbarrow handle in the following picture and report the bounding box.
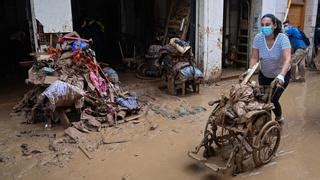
[267,80,284,103]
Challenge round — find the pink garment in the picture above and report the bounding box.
[89,71,107,96]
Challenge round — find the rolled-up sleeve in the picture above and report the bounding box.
[252,34,259,49]
[281,34,291,49]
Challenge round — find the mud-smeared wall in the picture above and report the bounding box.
[196,0,224,83]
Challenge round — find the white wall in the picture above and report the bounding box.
[262,0,287,21]
[304,0,318,62]
[261,0,276,16]
[196,0,224,82]
[275,0,288,22]
[32,0,73,33]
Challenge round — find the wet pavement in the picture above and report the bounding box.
[0,71,319,180]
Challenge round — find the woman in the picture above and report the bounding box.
[248,14,291,123]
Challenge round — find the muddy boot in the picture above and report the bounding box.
[299,64,306,82]
[291,64,297,82]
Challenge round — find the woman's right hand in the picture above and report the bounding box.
[239,68,253,81]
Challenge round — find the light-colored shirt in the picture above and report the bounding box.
[253,32,291,78]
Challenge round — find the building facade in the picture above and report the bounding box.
[196,0,319,81]
[25,0,319,81]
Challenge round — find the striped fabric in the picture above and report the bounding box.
[253,32,291,78]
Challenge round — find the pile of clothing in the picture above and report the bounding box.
[13,32,141,131]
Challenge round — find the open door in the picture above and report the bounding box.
[288,0,305,29]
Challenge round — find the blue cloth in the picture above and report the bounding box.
[103,67,119,83]
[116,96,140,110]
[252,33,291,78]
[179,66,203,78]
[72,40,89,51]
[285,27,308,49]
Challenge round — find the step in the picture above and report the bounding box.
[168,25,181,29]
[237,52,247,55]
[237,43,248,47]
[233,59,248,65]
[238,35,248,38]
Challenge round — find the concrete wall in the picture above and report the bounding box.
[261,0,287,21]
[196,0,224,82]
[249,0,262,62]
[275,0,288,21]
[261,0,276,17]
[304,0,318,61]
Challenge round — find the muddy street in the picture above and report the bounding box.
[0,71,320,180]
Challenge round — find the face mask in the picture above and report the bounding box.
[284,27,289,32]
[260,26,273,36]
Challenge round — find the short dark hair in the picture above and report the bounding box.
[283,20,291,25]
[261,14,283,38]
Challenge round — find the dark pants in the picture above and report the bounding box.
[258,70,291,118]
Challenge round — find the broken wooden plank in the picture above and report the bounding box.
[125,113,144,122]
[65,127,86,142]
[78,144,93,160]
[101,140,130,145]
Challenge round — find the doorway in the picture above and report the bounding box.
[222,0,251,79]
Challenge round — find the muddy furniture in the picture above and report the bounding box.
[166,61,202,96]
[161,38,203,96]
[188,63,282,175]
[167,75,202,96]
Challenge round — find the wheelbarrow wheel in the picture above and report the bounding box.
[253,123,281,166]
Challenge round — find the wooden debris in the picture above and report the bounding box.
[65,127,86,142]
[125,114,144,122]
[101,139,131,145]
[117,111,127,120]
[78,144,93,160]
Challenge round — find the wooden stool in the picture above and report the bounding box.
[167,76,202,96]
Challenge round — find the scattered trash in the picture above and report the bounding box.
[78,144,93,160]
[103,67,119,84]
[116,96,140,111]
[20,143,43,156]
[151,104,206,120]
[12,32,144,153]
[149,123,159,131]
[65,127,86,143]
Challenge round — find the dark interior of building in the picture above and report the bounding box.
[0,0,32,79]
[71,0,196,65]
[0,0,196,80]
[222,0,251,70]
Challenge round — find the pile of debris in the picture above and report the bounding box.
[12,32,142,133]
[213,82,274,126]
[139,38,202,79]
[138,38,203,95]
[161,38,202,80]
